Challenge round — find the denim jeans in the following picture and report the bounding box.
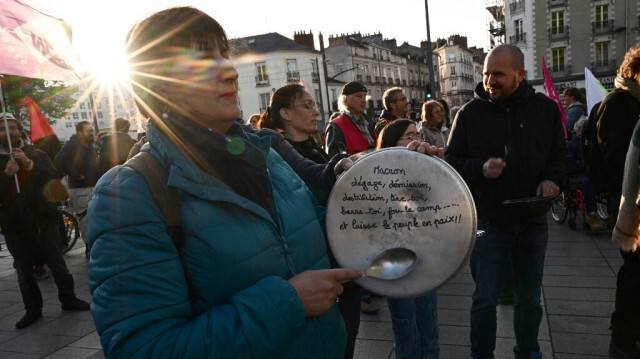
[4,225,77,313]
[470,216,548,359]
[387,293,439,359]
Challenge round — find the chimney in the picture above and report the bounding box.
[294,30,315,50]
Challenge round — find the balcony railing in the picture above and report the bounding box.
[591,59,617,73]
[550,64,572,77]
[286,71,300,82]
[509,0,525,15]
[509,32,527,45]
[549,25,569,40]
[549,0,566,7]
[255,75,270,87]
[592,20,615,34]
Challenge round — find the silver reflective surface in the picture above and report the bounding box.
[326,148,478,298]
[363,247,418,280]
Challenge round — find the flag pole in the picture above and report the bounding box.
[0,78,20,193]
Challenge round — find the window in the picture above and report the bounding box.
[72,113,79,120]
[80,102,86,109]
[65,122,72,128]
[255,62,268,84]
[595,42,610,66]
[97,112,104,119]
[448,54,455,63]
[552,47,565,72]
[259,93,270,113]
[286,59,299,81]
[81,112,87,119]
[551,11,564,35]
[595,5,608,29]
[514,19,524,42]
[450,66,456,75]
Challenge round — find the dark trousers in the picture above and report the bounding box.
[610,248,640,346]
[470,216,548,359]
[4,225,76,313]
[338,283,361,359]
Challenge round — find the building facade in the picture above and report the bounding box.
[502,0,640,93]
[231,32,328,129]
[435,35,484,108]
[51,83,139,141]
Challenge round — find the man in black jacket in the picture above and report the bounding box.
[445,44,566,359]
[0,113,90,329]
[596,45,640,359]
[97,117,136,177]
[54,121,98,250]
[374,87,408,135]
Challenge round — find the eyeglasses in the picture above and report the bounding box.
[400,132,422,141]
[293,101,318,112]
[394,97,408,103]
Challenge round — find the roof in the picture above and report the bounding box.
[231,32,321,57]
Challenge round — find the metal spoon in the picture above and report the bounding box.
[363,247,418,280]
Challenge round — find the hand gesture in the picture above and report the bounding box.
[288,268,362,317]
[536,180,560,198]
[4,157,19,176]
[11,149,30,166]
[482,158,506,178]
[406,140,444,159]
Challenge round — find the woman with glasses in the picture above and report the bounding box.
[259,82,365,359]
[376,119,440,359]
[87,7,362,358]
[258,83,328,165]
[418,100,450,149]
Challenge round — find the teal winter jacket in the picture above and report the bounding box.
[87,124,345,358]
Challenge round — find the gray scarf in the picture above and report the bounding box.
[614,76,640,102]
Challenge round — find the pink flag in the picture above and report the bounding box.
[541,56,567,138]
[0,0,81,82]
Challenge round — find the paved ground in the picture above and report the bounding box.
[0,215,631,358]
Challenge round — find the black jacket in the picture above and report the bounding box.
[54,134,99,188]
[98,132,136,176]
[374,110,398,135]
[445,80,567,224]
[0,144,63,234]
[595,89,640,198]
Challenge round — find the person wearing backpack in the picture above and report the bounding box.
[595,45,640,359]
[86,8,364,358]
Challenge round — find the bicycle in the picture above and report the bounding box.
[551,183,586,230]
[57,203,87,254]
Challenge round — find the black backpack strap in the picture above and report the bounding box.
[124,152,198,303]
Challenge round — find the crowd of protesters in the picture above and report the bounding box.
[1,5,639,359]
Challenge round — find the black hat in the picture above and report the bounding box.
[341,81,367,96]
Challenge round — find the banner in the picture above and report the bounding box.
[541,56,568,138]
[584,67,608,114]
[0,0,81,82]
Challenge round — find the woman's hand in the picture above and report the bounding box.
[406,140,444,159]
[288,268,362,317]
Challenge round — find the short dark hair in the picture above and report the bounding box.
[382,87,404,110]
[376,119,414,149]
[562,87,586,104]
[76,121,91,133]
[113,117,131,132]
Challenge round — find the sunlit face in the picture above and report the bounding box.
[395,124,420,147]
[77,123,94,144]
[346,91,367,117]
[562,92,574,107]
[282,90,319,139]
[483,50,524,101]
[147,45,240,133]
[431,104,445,124]
[0,121,21,147]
